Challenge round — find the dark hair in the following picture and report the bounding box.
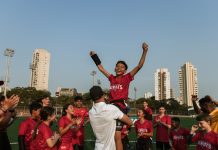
[74,96,83,101]
[159,105,166,109]
[199,95,213,105]
[0,95,5,102]
[196,113,211,123]
[89,86,104,101]
[32,107,54,140]
[116,60,128,70]
[40,106,55,121]
[172,117,180,124]
[62,103,71,116]
[29,102,42,114]
[37,93,50,103]
[138,107,152,120]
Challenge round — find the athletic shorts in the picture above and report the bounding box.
[110,99,128,131]
[0,131,12,150]
[156,141,170,150]
[136,138,152,150]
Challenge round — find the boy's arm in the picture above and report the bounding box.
[90,51,111,78]
[130,42,148,77]
[119,114,133,126]
[191,95,202,114]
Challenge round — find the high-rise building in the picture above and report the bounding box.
[179,62,198,106]
[155,68,171,100]
[30,49,50,91]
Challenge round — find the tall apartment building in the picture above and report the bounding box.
[179,62,198,106]
[30,49,50,91]
[155,68,171,100]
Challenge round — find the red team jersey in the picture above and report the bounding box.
[58,116,74,150]
[18,117,38,150]
[192,130,218,150]
[72,107,89,145]
[169,127,190,150]
[134,120,153,139]
[144,107,152,115]
[108,73,133,102]
[35,122,57,150]
[154,115,171,142]
[121,125,131,139]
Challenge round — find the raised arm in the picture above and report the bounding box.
[90,51,111,78]
[130,42,148,77]
[191,95,202,114]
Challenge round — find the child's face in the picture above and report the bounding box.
[32,108,41,119]
[143,102,148,108]
[42,97,50,106]
[171,120,179,129]
[159,107,166,114]
[137,110,144,119]
[115,63,127,76]
[198,120,210,131]
[66,105,74,115]
[49,113,56,122]
[75,100,83,108]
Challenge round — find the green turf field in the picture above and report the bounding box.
[8,116,197,150]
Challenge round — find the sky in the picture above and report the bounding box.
[0,0,218,99]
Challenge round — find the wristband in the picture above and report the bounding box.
[91,54,101,66]
[9,109,15,113]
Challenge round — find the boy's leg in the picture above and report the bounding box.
[111,100,128,150]
[115,131,123,150]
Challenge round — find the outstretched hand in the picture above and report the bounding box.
[142,42,148,52]
[90,51,96,56]
[3,95,20,110]
[191,95,198,102]
[191,124,199,134]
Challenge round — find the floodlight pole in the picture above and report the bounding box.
[4,48,15,96]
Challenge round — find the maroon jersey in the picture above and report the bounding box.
[35,122,57,150]
[144,107,152,115]
[18,117,38,150]
[121,125,131,139]
[169,127,190,150]
[154,115,171,142]
[72,107,89,145]
[58,116,74,143]
[134,119,153,139]
[108,73,133,101]
[192,130,218,150]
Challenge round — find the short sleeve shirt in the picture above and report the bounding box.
[18,117,38,150]
[169,127,190,150]
[89,102,124,150]
[58,116,74,143]
[192,130,218,150]
[108,73,133,101]
[134,119,153,139]
[35,122,57,150]
[154,115,171,142]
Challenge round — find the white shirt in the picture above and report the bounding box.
[89,102,124,150]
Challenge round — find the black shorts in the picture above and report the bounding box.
[136,138,152,150]
[110,99,127,131]
[0,131,12,150]
[156,141,170,150]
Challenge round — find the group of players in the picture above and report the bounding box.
[1,42,218,150]
[130,98,218,150]
[18,95,89,150]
